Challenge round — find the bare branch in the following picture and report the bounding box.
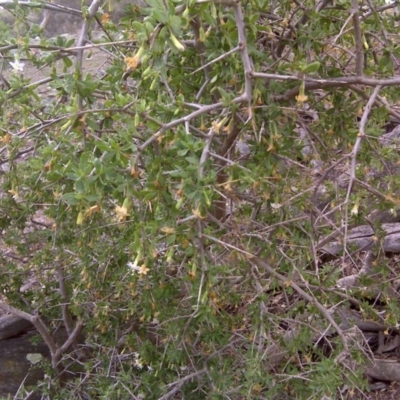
[351,0,364,76]
[0,302,59,364]
[233,2,253,103]
[158,368,207,400]
[58,319,84,355]
[0,0,81,16]
[191,46,240,75]
[253,72,400,101]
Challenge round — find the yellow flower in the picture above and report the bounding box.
[192,208,204,219]
[86,204,101,217]
[295,94,308,103]
[76,212,84,225]
[139,265,150,275]
[101,13,110,24]
[115,205,129,221]
[125,56,140,71]
[8,189,19,200]
[0,133,11,143]
[161,226,175,234]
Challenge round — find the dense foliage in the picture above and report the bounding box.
[1,0,400,398]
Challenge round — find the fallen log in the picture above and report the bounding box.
[366,359,400,382]
[321,223,400,255]
[0,314,34,341]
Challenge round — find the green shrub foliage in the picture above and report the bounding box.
[0,0,399,398]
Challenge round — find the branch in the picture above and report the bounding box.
[348,84,400,122]
[253,258,348,348]
[190,16,221,102]
[275,0,333,58]
[212,114,242,220]
[137,100,224,151]
[233,2,253,104]
[203,233,259,258]
[362,1,399,19]
[58,319,84,355]
[0,0,82,16]
[196,128,215,304]
[191,46,240,76]
[0,302,59,364]
[252,72,400,101]
[262,75,400,87]
[158,368,207,400]
[351,0,364,76]
[75,0,105,146]
[349,86,381,186]
[57,263,74,336]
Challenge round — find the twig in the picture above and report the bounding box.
[212,114,242,220]
[233,2,253,104]
[137,100,227,151]
[0,302,59,363]
[348,85,400,122]
[209,151,251,171]
[0,0,82,16]
[158,368,207,400]
[191,46,240,75]
[253,258,348,348]
[74,0,104,148]
[58,319,84,355]
[196,127,215,306]
[275,0,333,58]
[250,73,400,100]
[202,234,255,258]
[349,86,381,186]
[342,86,381,257]
[56,263,74,336]
[351,0,364,76]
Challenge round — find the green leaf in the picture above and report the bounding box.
[185,156,199,165]
[152,9,169,24]
[301,61,321,74]
[74,180,85,193]
[61,193,81,205]
[62,57,73,69]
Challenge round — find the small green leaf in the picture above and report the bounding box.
[152,9,168,24]
[301,61,321,74]
[61,193,81,205]
[62,57,73,68]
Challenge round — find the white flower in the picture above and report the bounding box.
[127,260,149,275]
[9,59,25,73]
[350,204,358,216]
[133,352,143,369]
[127,261,140,272]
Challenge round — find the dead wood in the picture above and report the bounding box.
[321,223,400,256]
[366,360,400,382]
[0,314,34,340]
